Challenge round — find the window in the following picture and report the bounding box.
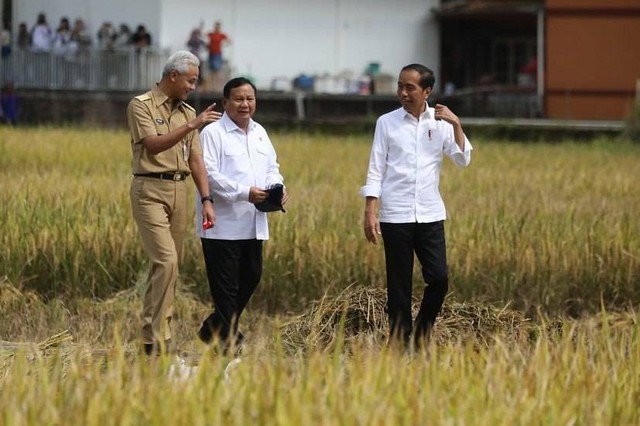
[492,37,536,85]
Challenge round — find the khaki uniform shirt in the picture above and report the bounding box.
[126,84,202,174]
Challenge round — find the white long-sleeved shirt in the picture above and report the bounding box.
[196,113,284,240]
[359,105,472,223]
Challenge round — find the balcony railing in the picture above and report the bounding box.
[0,47,171,91]
[1,47,543,119]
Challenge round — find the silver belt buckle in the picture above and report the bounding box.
[173,173,182,181]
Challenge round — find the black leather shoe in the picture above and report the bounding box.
[198,323,214,344]
[143,339,174,356]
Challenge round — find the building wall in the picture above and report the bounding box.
[545,0,640,119]
[13,0,439,90]
[548,0,639,9]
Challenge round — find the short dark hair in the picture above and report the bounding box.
[401,64,435,90]
[223,77,257,99]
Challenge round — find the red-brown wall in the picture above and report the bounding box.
[545,0,640,119]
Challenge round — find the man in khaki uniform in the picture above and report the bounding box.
[127,50,221,355]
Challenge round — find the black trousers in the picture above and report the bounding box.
[380,221,448,346]
[199,238,262,344]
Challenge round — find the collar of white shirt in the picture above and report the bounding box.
[402,102,434,121]
[221,112,256,133]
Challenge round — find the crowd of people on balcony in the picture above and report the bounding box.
[0,11,162,100]
[5,12,154,57]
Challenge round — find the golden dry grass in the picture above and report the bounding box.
[1,126,640,425]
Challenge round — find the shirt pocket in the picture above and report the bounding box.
[223,144,245,157]
[221,143,248,173]
[420,123,444,156]
[255,142,270,157]
[154,121,169,136]
[253,143,271,182]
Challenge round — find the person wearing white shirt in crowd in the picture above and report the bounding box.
[31,13,53,52]
[196,77,287,353]
[360,63,472,351]
[52,17,71,56]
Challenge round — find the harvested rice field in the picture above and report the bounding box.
[1,127,639,425]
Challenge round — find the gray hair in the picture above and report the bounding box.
[162,50,200,77]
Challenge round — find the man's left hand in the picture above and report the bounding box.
[202,202,216,228]
[434,103,461,127]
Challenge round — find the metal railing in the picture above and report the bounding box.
[1,47,545,119]
[437,85,542,118]
[0,47,171,91]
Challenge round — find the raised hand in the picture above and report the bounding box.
[434,103,460,126]
[187,103,221,130]
[196,103,222,127]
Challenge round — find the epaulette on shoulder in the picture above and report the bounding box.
[134,93,152,102]
[182,102,195,112]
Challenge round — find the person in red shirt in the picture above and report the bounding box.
[520,56,538,87]
[207,22,230,73]
[206,22,231,91]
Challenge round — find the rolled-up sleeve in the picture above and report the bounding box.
[263,133,284,189]
[359,119,388,198]
[444,127,473,167]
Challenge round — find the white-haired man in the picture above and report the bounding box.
[127,50,221,355]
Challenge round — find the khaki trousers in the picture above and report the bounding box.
[130,176,188,345]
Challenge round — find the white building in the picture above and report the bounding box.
[12,0,440,90]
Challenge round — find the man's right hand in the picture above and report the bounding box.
[249,186,268,204]
[364,197,381,244]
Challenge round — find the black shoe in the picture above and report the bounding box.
[235,332,244,347]
[144,343,154,355]
[143,339,174,356]
[197,322,214,344]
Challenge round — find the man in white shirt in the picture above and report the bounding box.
[196,77,287,352]
[360,63,472,351]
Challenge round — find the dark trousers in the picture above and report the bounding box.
[380,221,448,347]
[199,238,262,344]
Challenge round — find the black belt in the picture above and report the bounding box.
[134,172,190,182]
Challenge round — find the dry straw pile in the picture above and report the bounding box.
[280,284,532,353]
